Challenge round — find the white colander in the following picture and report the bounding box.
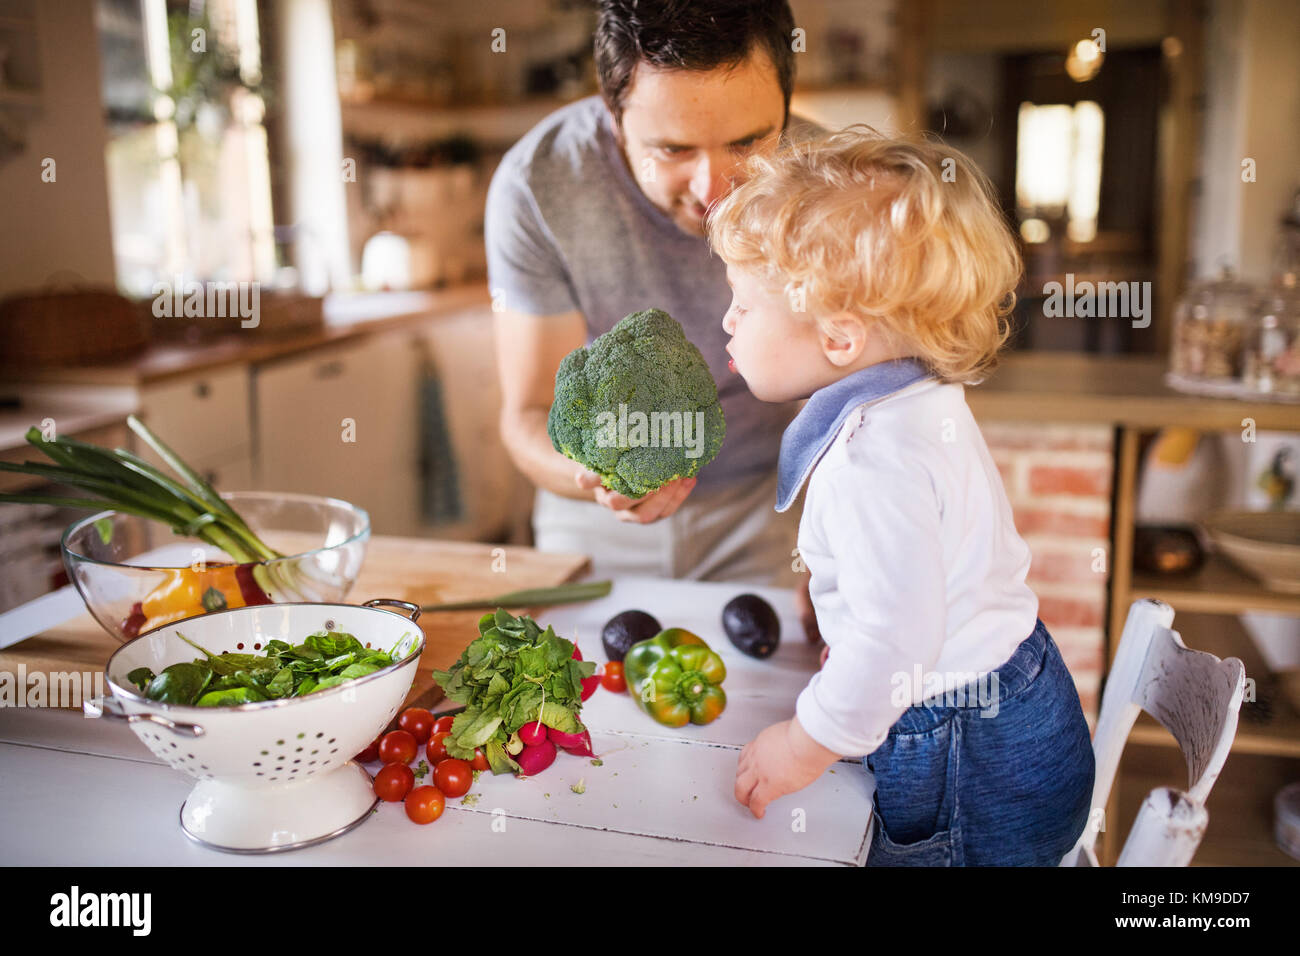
[88,598,424,853]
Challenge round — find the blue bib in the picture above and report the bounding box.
[775,358,933,513]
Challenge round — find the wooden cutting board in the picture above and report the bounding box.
[0,535,590,711]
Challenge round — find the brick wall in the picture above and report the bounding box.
[982,422,1114,728]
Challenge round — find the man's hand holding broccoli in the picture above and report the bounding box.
[548,308,726,521]
[574,468,698,524]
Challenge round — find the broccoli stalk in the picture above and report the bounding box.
[547,309,726,498]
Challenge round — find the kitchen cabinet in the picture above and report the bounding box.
[0,406,136,613]
[253,331,420,536]
[137,365,254,488]
[415,305,535,544]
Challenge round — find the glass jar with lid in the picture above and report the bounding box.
[1243,275,1300,398]
[1240,191,1300,399]
[1169,267,1257,388]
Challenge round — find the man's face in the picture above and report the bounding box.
[613,47,786,237]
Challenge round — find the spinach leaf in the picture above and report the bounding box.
[337,661,383,680]
[139,625,398,704]
[206,653,279,677]
[196,686,267,707]
[264,666,294,699]
[145,661,212,705]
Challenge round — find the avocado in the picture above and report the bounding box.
[601,610,663,662]
[722,594,780,659]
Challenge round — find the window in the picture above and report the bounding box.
[97,0,275,295]
[1015,100,1105,244]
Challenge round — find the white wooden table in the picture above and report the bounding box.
[0,578,874,865]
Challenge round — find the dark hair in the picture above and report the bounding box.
[595,0,796,128]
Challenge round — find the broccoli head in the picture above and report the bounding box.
[547,308,726,498]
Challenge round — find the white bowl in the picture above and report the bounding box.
[91,599,424,853]
[1202,511,1300,593]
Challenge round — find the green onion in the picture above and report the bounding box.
[0,415,297,593]
[420,580,612,612]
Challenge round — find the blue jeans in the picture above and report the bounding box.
[864,619,1095,866]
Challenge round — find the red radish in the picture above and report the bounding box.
[517,720,548,747]
[234,563,272,606]
[515,739,557,776]
[548,726,595,758]
[574,642,598,698]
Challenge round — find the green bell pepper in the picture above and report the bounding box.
[624,628,726,727]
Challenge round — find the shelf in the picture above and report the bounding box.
[1130,554,1300,615]
[967,354,1300,430]
[1131,711,1300,759]
[1117,745,1298,866]
[1124,612,1300,757]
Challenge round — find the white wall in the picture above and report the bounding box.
[0,1,116,298]
[275,0,352,293]
[1193,0,1300,283]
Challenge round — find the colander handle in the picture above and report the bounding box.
[362,598,422,623]
[85,696,206,738]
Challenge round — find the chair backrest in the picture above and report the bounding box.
[1063,598,1246,865]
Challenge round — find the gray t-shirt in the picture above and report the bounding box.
[485,94,819,494]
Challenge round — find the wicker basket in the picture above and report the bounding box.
[0,289,149,366]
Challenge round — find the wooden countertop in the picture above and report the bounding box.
[0,284,492,387]
[8,305,1297,432]
[969,353,1300,431]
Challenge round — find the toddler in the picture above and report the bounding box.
[706,127,1095,866]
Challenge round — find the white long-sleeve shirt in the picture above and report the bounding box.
[791,377,1040,757]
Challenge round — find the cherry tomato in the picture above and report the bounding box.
[433,758,473,798]
[426,731,451,764]
[600,661,627,693]
[355,734,383,763]
[398,707,435,744]
[431,715,456,735]
[378,729,418,765]
[405,785,446,824]
[373,762,414,802]
[471,748,490,772]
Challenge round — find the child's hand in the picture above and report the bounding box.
[735,718,842,819]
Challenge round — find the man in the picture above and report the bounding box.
[485,0,820,632]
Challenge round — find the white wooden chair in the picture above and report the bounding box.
[1061,598,1246,866]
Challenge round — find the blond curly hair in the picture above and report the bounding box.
[706,125,1022,384]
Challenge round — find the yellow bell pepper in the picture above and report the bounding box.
[139,564,248,633]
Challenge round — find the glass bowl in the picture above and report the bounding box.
[61,491,370,642]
